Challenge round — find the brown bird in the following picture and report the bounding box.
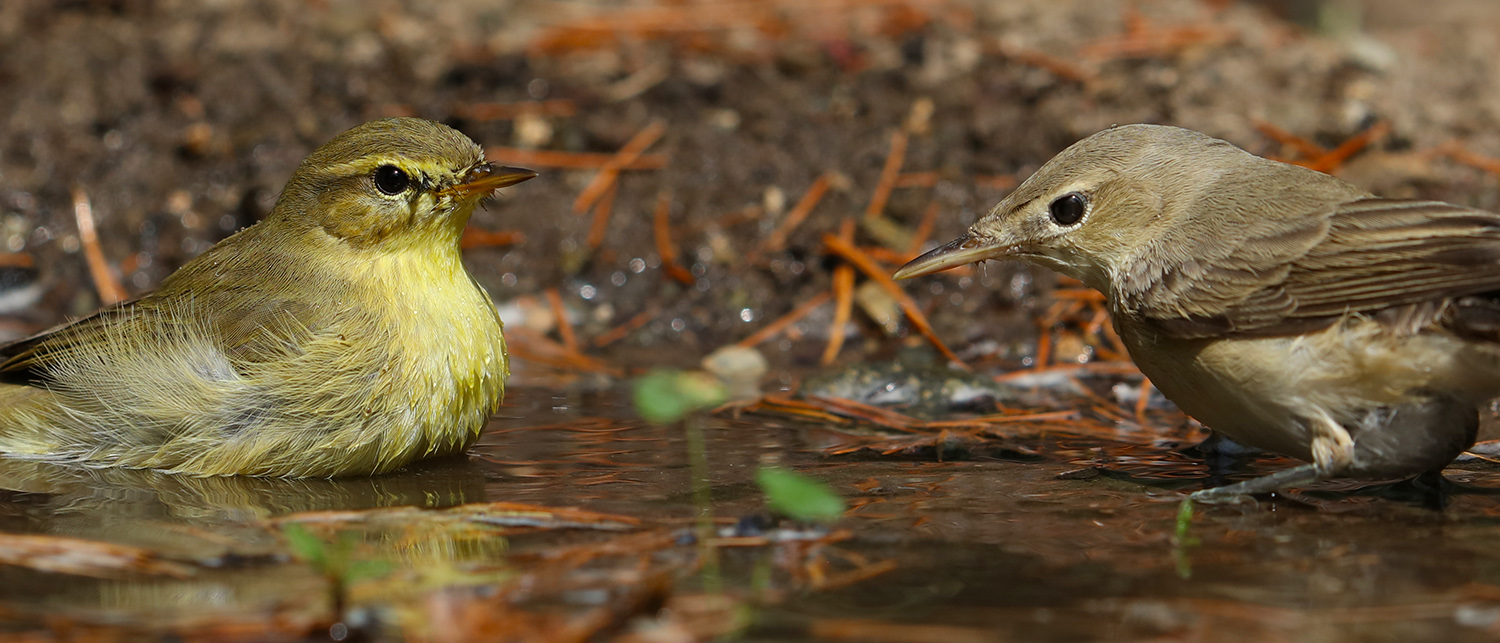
[896,124,1500,501]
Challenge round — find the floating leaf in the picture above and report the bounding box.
[756,467,846,522]
[634,369,727,423]
[280,523,328,568]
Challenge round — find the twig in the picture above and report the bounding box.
[1253,119,1327,158]
[1255,120,1390,172]
[1434,141,1500,175]
[993,40,1097,83]
[0,533,195,579]
[1134,377,1154,422]
[573,120,668,214]
[485,147,667,170]
[454,99,577,121]
[1305,120,1389,173]
[893,171,938,188]
[0,253,35,268]
[755,172,834,257]
[864,130,909,220]
[1078,17,1237,60]
[992,361,1140,382]
[822,218,858,365]
[592,307,659,348]
[506,326,623,377]
[71,187,126,305]
[544,288,578,353]
[460,228,526,249]
[586,182,618,250]
[736,291,833,348]
[1033,327,1054,371]
[905,201,942,256]
[821,233,968,369]
[654,190,695,284]
[858,245,970,277]
[975,174,1019,191]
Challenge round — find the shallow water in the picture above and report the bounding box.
[3,386,1500,641]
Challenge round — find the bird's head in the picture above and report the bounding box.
[894,124,1256,294]
[270,118,536,250]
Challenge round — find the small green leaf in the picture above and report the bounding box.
[281,524,328,567]
[756,467,846,522]
[344,558,394,583]
[634,370,728,424]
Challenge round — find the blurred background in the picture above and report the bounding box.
[6,0,1500,381]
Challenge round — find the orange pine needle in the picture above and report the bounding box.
[1032,329,1053,371]
[460,228,526,249]
[976,174,1019,191]
[1438,141,1500,175]
[454,99,577,121]
[573,120,668,214]
[1305,120,1390,173]
[653,190,694,285]
[857,246,913,265]
[544,288,578,353]
[857,245,971,277]
[736,291,834,348]
[528,2,778,54]
[822,218,858,365]
[505,326,622,377]
[1079,23,1237,60]
[993,41,1096,83]
[586,182,618,250]
[1099,316,1131,363]
[592,307,659,348]
[756,172,834,257]
[893,171,938,188]
[71,187,126,305]
[1084,307,1130,362]
[1051,288,1106,302]
[1134,377,1154,422]
[822,233,968,370]
[864,129,908,220]
[1252,119,1327,158]
[922,410,1080,428]
[905,201,942,255]
[485,147,666,171]
[993,361,1141,382]
[0,253,34,268]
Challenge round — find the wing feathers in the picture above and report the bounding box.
[1139,198,1500,338]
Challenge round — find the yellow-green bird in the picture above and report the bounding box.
[0,117,535,477]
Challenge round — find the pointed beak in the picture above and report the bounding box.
[893,233,1006,279]
[448,163,538,198]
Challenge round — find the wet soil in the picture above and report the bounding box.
[3,388,1500,641]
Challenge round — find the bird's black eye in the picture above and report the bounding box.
[1049,192,1087,226]
[373,165,410,196]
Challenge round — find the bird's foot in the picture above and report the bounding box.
[1309,410,1356,477]
[1188,464,1322,504]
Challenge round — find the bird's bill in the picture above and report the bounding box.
[893,233,1006,279]
[448,164,538,197]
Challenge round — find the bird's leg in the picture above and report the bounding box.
[1190,411,1352,503]
[1189,464,1322,503]
[1308,409,1356,477]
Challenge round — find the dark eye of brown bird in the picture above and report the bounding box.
[1050,193,1086,226]
[373,165,410,195]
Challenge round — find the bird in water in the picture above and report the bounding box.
[0,117,535,477]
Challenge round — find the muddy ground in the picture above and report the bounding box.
[5,0,1500,372]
